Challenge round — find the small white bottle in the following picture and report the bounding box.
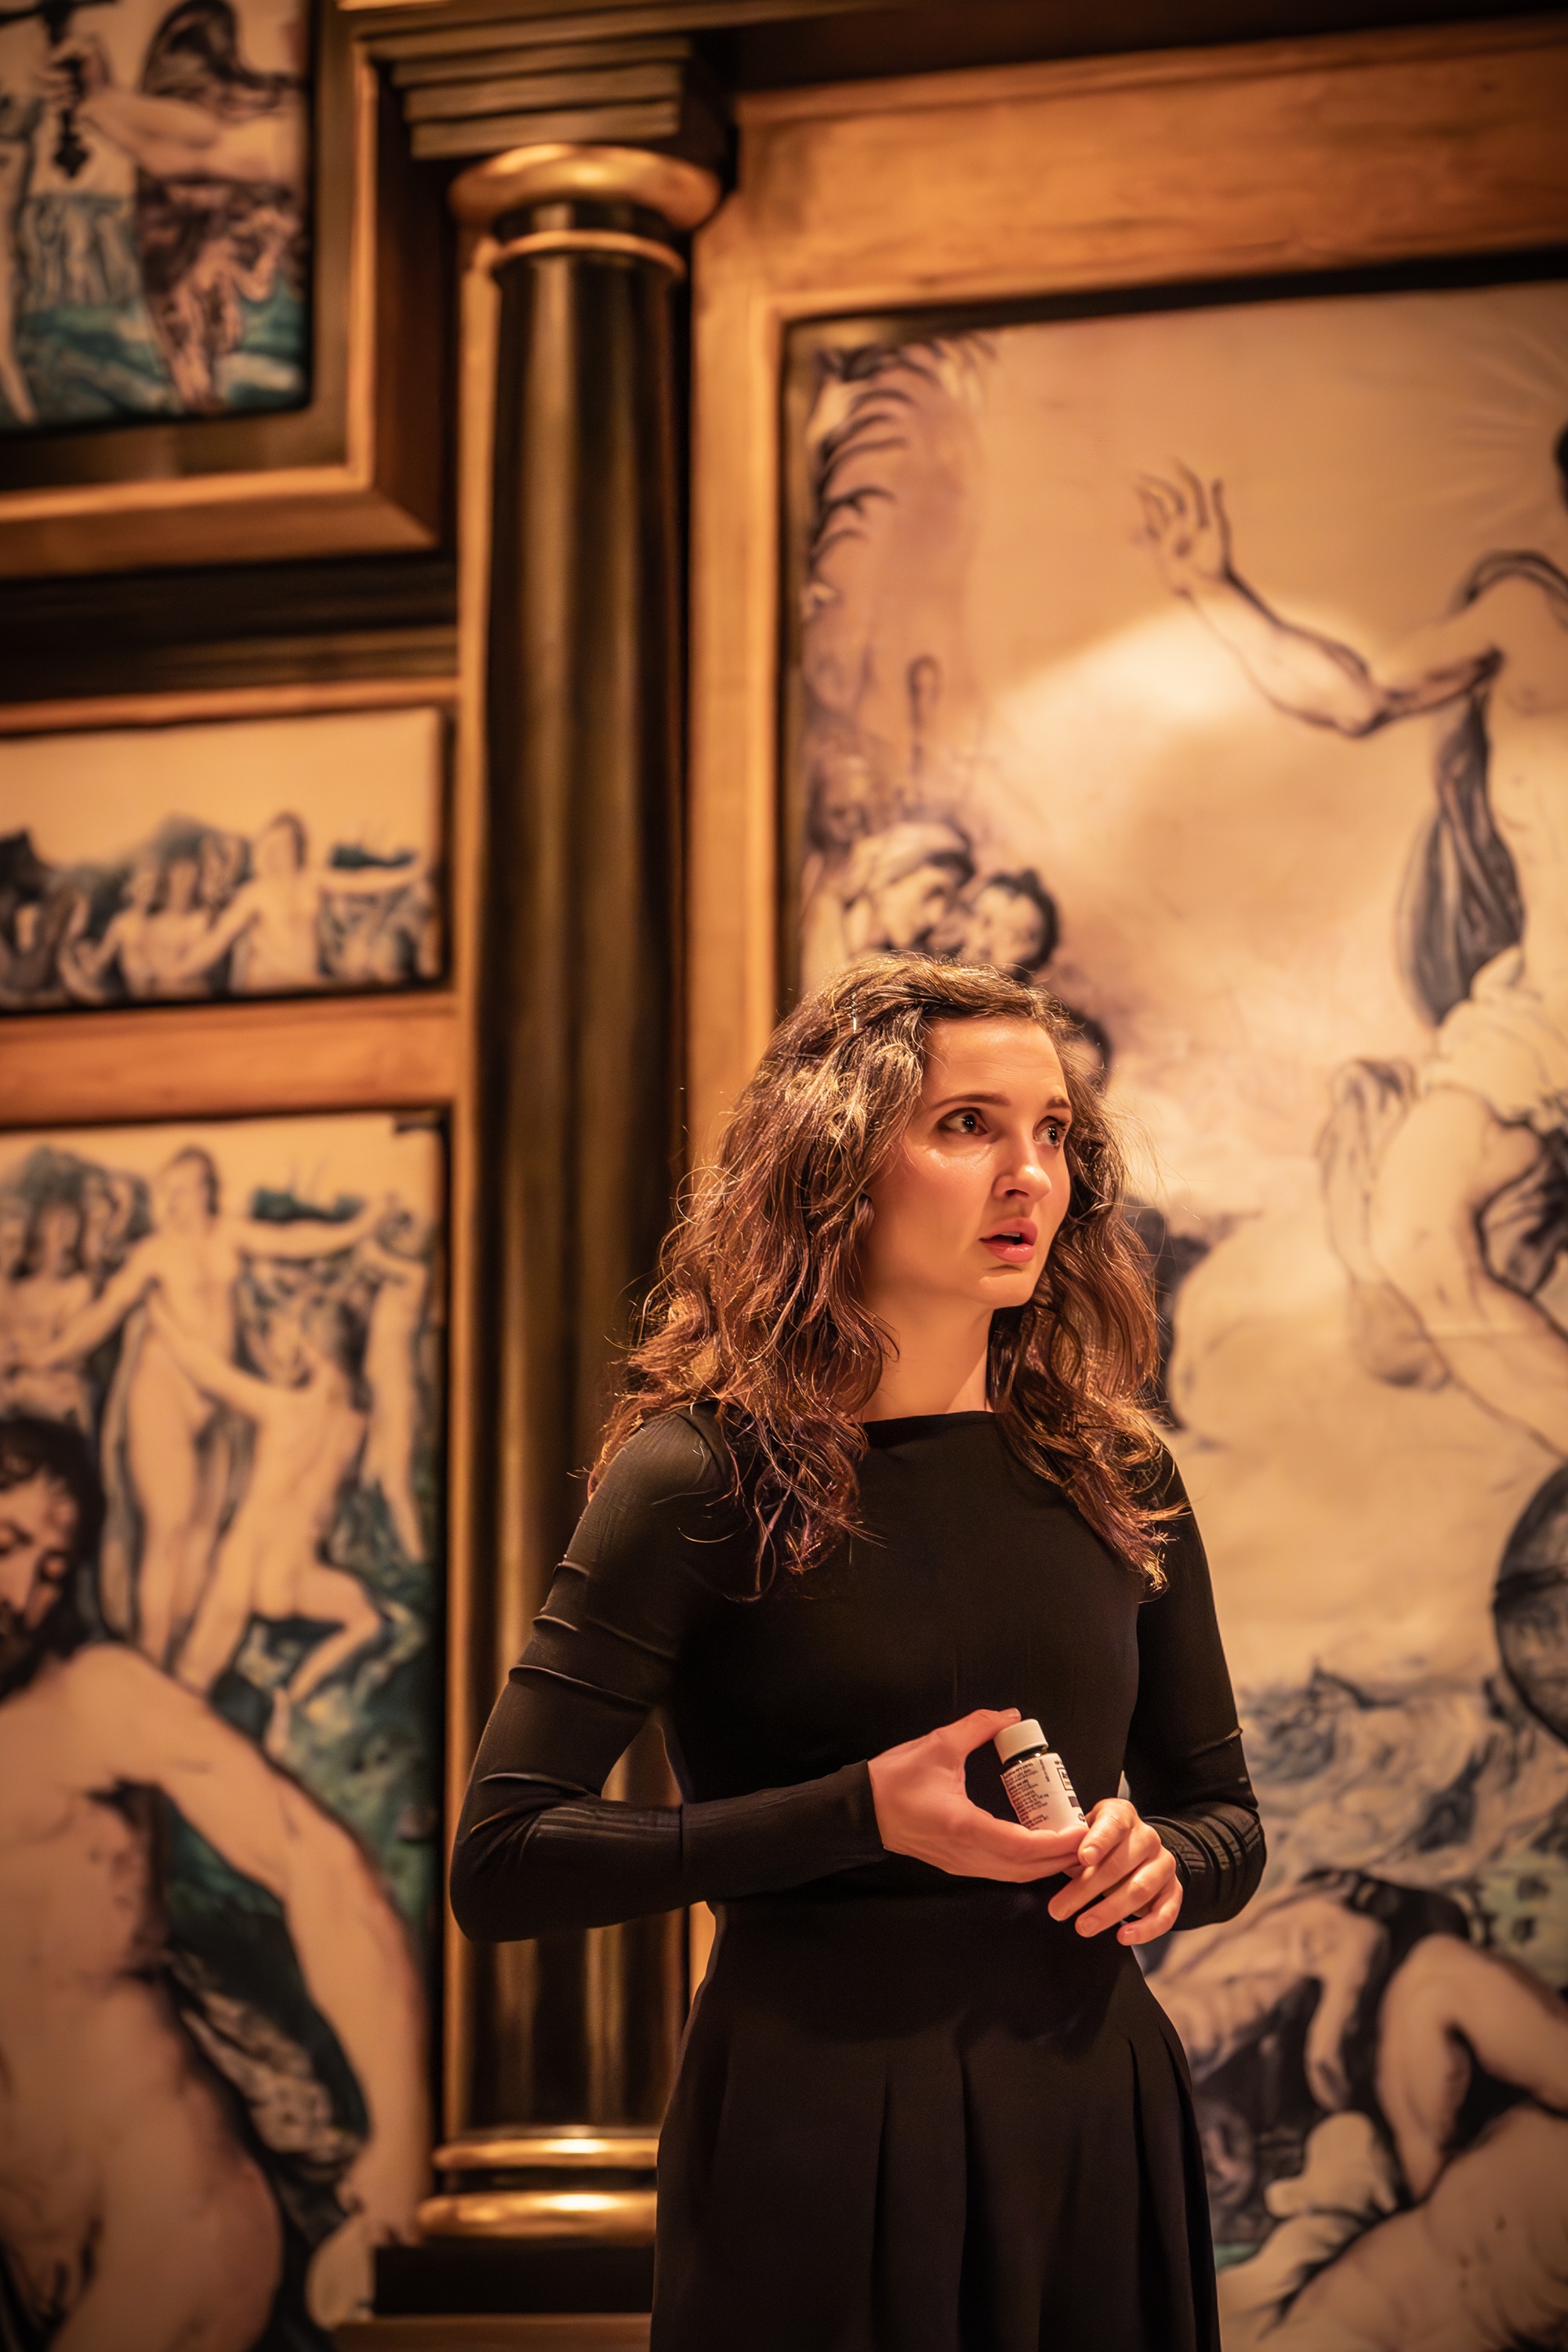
[994,1719,1086,1832]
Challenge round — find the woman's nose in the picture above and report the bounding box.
[1000,1145,1048,1193]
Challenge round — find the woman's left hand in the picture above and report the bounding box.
[1047,1799,1182,1945]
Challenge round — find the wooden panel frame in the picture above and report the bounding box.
[0,3,445,578]
[0,662,481,2160]
[685,13,1568,1159]
[0,676,463,1124]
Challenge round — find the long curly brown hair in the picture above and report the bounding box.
[597,954,1172,1585]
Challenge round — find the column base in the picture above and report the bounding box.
[383,2128,659,2317]
[339,2317,648,2351]
[376,2239,654,2317]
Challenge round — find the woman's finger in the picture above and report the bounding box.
[1072,1855,1178,1936]
[1049,1850,1138,1922]
[1050,1828,1160,1918]
[1117,1882,1184,1946]
[936,1708,1020,1762]
[1074,1799,1139,1871]
[956,1802,1083,1872]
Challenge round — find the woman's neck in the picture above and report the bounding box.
[861,1306,991,1420]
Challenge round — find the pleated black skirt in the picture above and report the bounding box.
[654,1886,1218,2352]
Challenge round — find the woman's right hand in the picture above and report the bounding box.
[867,1708,1085,1884]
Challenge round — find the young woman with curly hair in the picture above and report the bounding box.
[452,953,1263,2352]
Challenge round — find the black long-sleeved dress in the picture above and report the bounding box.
[452,1407,1264,2352]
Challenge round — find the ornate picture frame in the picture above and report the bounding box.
[0,0,444,576]
[687,15,1568,1152]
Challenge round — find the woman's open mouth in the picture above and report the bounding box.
[980,1221,1038,1265]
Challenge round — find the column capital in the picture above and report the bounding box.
[367,16,729,172]
[451,143,720,234]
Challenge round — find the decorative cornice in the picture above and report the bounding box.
[353,1,745,164]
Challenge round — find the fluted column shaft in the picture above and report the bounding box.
[451,152,717,2147]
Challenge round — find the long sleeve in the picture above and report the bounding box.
[449,1410,885,1942]
[1124,1455,1265,1930]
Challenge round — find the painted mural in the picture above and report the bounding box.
[0,705,444,1011]
[785,274,1568,2347]
[0,1112,442,2347]
[0,0,308,431]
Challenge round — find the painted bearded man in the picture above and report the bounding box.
[0,1415,426,2352]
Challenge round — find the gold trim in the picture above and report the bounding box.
[735,9,1568,124]
[434,2131,659,2172]
[0,993,462,1131]
[416,2188,659,2241]
[491,228,685,276]
[449,142,720,231]
[0,677,457,739]
[441,219,499,2144]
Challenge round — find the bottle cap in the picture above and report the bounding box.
[994,1718,1047,1764]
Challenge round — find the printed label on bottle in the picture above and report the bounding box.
[1000,1752,1084,1833]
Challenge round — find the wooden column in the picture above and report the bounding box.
[416,144,719,2270]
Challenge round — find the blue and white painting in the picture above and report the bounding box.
[0,1112,442,2345]
[0,0,308,430]
[787,276,1568,2349]
[0,704,445,1011]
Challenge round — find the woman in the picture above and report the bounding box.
[452,954,1265,2351]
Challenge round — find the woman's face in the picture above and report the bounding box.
[860,1018,1073,1321]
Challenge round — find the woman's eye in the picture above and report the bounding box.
[942,1110,985,1135]
[1040,1120,1066,1148]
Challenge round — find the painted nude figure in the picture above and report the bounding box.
[0,1197,93,1428]
[1140,445,1568,1454]
[0,1416,426,2352]
[36,1148,385,1666]
[60,856,213,1004]
[150,1294,383,1755]
[172,814,425,996]
[45,1,307,415]
[356,1229,430,1564]
[1154,1885,1568,2349]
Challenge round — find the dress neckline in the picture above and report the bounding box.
[859,1410,997,1447]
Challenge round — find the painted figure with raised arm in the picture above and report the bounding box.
[35,1147,387,1666]
[0,1415,426,2351]
[148,1294,383,1755]
[171,815,426,996]
[1139,442,1568,1454]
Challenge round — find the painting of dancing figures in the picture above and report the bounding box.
[0,0,307,430]
[786,273,1568,2347]
[0,1110,442,2348]
[0,702,444,1010]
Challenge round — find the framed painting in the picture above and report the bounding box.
[0,695,448,1011]
[0,0,443,575]
[690,21,1568,2350]
[0,0,310,434]
[0,1107,444,2343]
